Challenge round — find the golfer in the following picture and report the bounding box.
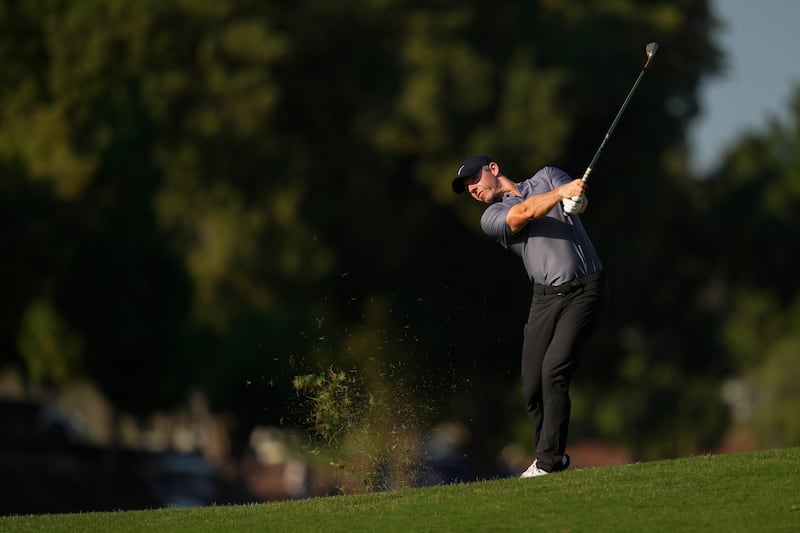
[452,155,609,477]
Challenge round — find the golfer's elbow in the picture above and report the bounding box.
[507,205,536,233]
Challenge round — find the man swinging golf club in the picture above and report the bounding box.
[452,41,656,478]
[451,157,609,477]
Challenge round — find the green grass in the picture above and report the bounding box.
[4,448,800,532]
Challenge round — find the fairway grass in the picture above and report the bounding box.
[3,447,799,532]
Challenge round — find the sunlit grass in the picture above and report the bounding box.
[3,448,799,532]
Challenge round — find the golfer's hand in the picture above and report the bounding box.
[559,179,586,199]
[562,195,585,215]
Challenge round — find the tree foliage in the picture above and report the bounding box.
[697,87,800,448]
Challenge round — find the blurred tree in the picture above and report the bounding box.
[698,86,800,448]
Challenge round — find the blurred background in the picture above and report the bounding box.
[3,0,800,515]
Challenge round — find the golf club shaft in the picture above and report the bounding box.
[581,43,658,182]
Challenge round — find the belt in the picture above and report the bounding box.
[533,271,604,296]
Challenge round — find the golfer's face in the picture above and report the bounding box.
[466,168,497,203]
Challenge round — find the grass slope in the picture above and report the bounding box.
[3,447,799,532]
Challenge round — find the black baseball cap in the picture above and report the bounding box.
[452,155,491,193]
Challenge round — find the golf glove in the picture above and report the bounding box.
[562,195,585,215]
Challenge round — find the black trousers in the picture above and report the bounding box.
[521,274,609,472]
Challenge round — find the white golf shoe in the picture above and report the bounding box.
[520,460,548,478]
[519,454,570,478]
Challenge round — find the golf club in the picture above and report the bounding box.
[580,41,658,183]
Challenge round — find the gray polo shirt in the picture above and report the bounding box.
[480,166,602,286]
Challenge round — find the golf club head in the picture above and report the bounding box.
[643,42,659,69]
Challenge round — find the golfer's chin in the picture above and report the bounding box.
[471,191,496,203]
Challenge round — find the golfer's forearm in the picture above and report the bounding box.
[506,190,562,233]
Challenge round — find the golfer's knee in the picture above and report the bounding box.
[542,368,569,390]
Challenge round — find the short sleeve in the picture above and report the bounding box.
[480,196,523,249]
